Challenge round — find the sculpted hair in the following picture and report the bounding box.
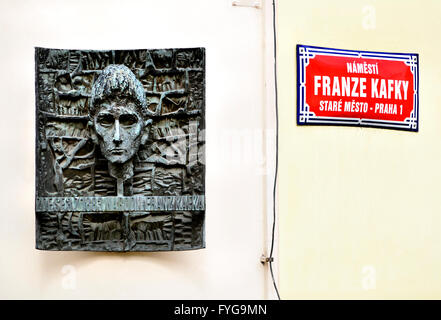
[90,64,147,118]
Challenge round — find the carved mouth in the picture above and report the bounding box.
[110,148,125,154]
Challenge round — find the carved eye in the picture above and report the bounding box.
[119,114,138,127]
[97,114,114,126]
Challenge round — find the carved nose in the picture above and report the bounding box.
[113,120,121,143]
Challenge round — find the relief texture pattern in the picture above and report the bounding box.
[35,48,205,251]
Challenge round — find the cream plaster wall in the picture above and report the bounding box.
[277,0,441,299]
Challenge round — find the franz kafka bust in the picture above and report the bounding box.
[89,65,152,196]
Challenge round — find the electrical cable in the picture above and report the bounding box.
[268,0,281,300]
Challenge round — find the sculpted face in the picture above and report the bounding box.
[94,97,144,164]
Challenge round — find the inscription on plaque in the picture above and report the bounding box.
[36,196,205,212]
[35,48,205,251]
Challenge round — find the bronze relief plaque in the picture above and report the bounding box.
[35,48,205,251]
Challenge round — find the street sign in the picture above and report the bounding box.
[297,45,419,131]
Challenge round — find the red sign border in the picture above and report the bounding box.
[296,44,419,132]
